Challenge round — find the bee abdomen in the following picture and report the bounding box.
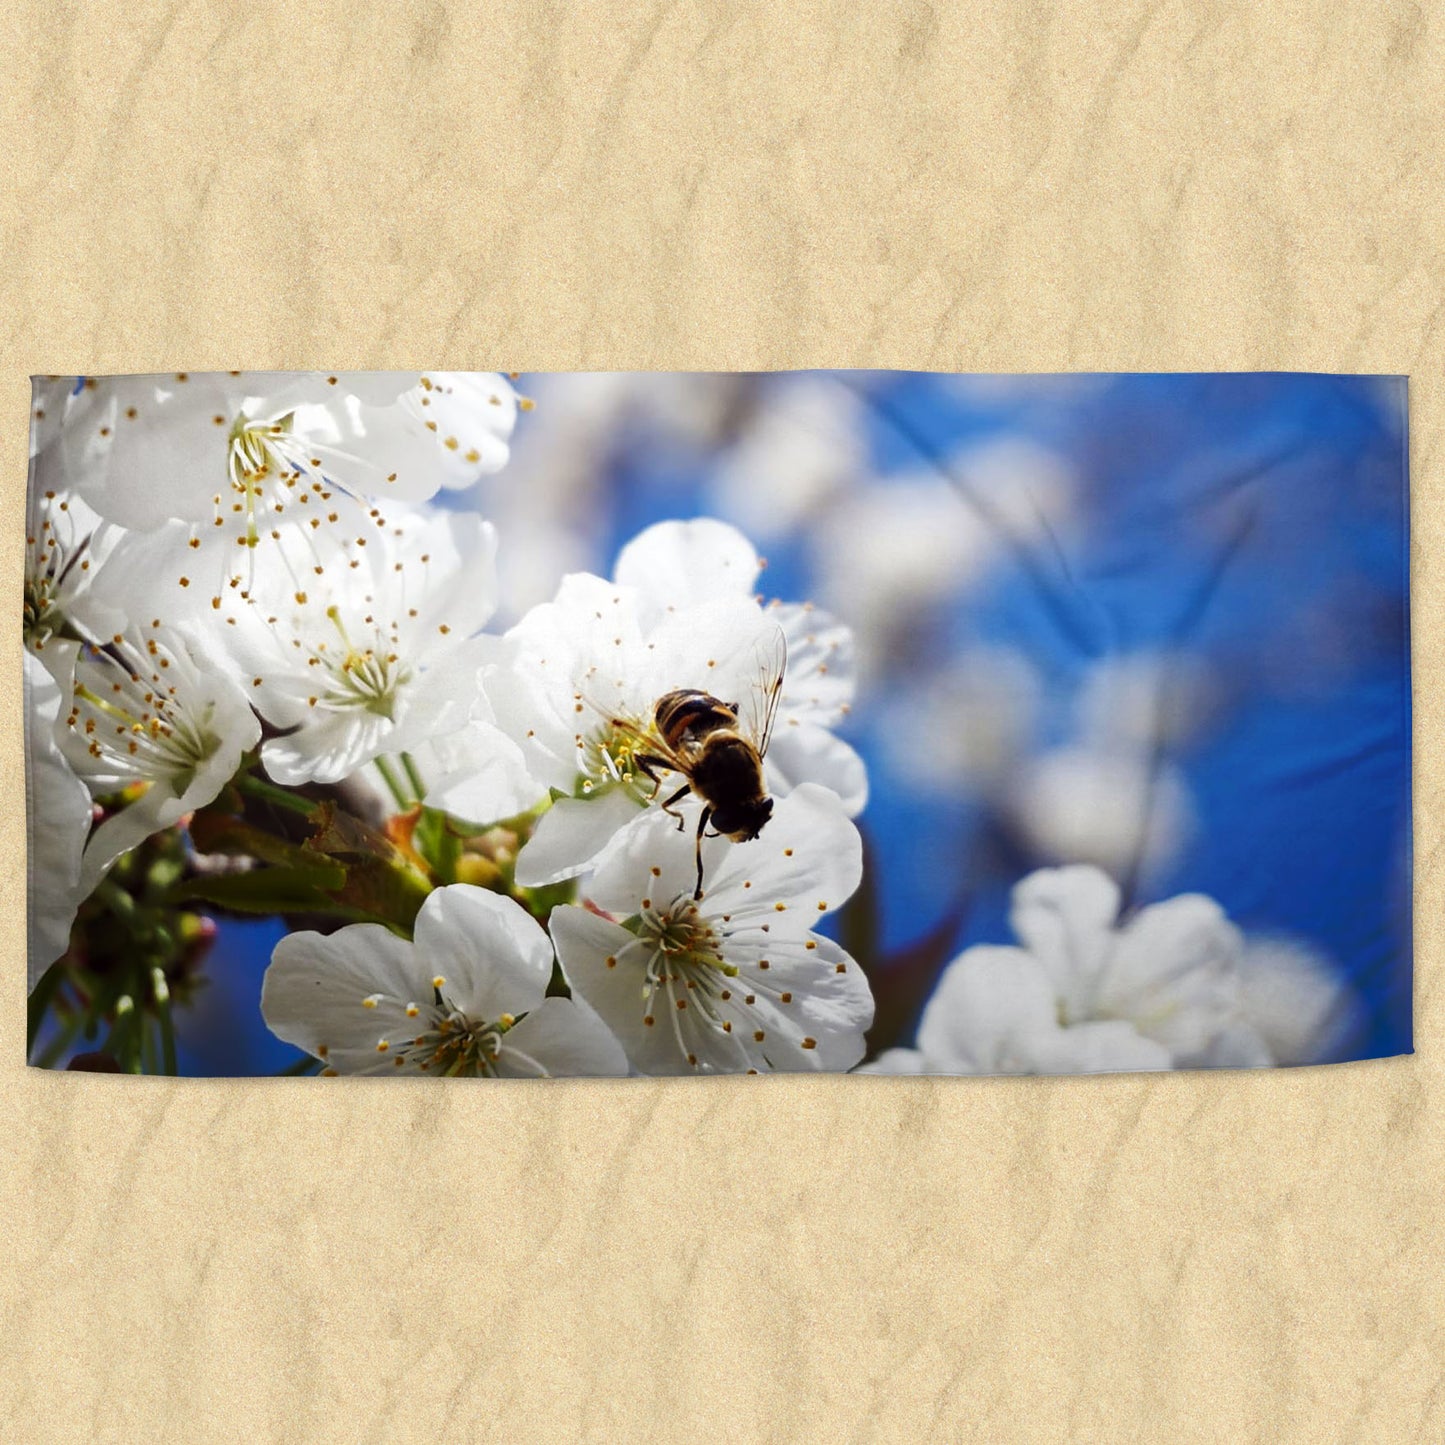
[654,689,736,749]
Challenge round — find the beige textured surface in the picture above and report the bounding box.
[3,3,1441,1440]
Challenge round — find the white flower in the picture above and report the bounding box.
[491,571,793,886]
[1075,653,1220,753]
[613,518,867,812]
[706,375,866,541]
[261,885,628,1077]
[24,652,93,990]
[1010,745,1194,880]
[550,785,874,1074]
[24,485,124,670]
[864,866,1354,1076]
[861,946,1172,1076]
[1235,938,1364,1066]
[40,370,517,531]
[195,509,502,786]
[58,622,261,893]
[1009,866,1253,1063]
[880,646,1042,799]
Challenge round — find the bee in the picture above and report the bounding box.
[605,629,786,899]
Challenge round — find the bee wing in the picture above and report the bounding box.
[738,622,787,758]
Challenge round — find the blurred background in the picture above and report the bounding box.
[175,371,1411,1073]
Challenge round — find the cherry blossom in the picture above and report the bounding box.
[550,786,873,1074]
[262,885,627,1077]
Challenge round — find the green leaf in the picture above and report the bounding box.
[189,809,333,871]
[324,856,431,933]
[171,865,354,917]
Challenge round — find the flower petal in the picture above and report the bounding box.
[1008,865,1121,1021]
[764,724,868,816]
[261,924,428,1074]
[640,595,786,709]
[613,517,760,622]
[419,721,546,827]
[24,653,91,988]
[514,788,644,888]
[1024,1020,1173,1075]
[746,933,874,1072]
[1237,939,1364,1065]
[916,946,1060,1073]
[412,885,554,1021]
[499,997,629,1077]
[550,906,692,1075]
[770,602,857,727]
[701,783,863,919]
[1104,894,1244,1057]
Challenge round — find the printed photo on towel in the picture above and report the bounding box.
[24,371,1411,1076]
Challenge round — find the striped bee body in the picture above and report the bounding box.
[596,628,787,898]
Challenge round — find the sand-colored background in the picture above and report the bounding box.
[3,3,1441,1440]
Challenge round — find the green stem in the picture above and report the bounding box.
[400,752,427,802]
[237,773,318,818]
[153,967,178,1076]
[140,1018,158,1076]
[374,756,412,809]
[433,815,461,884]
[107,995,142,1075]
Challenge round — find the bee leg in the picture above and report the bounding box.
[693,806,713,900]
[659,783,692,831]
[635,753,679,804]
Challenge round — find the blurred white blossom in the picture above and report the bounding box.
[868,866,1359,1074]
[1010,745,1194,879]
[1236,938,1364,1065]
[707,375,866,541]
[811,438,1074,679]
[813,477,987,672]
[881,647,1042,798]
[862,944,1171,1076]
[1075,653,1220,753]
[1010,865,1255,1064]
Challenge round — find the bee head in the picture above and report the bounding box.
[712,795,774,843]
